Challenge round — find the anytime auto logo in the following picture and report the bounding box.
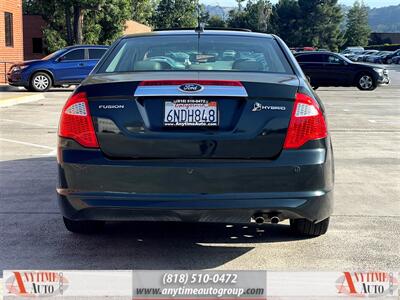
[5,271,69,297]
[336,272,398,297]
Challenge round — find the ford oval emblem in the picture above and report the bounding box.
[178,83,204,93]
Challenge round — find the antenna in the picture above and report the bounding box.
[195,2,204,33]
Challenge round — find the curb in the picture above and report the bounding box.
[0,94,44,108]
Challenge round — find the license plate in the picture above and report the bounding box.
[164,99,218,127]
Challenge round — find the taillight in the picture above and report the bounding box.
[58,92,99,148]
[283,93,327,149]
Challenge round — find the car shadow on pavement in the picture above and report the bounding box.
[0,157,310,271]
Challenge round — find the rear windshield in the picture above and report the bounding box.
[97,34,293,74]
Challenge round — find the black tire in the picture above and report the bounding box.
[312,86,319,90]
[29,72,52,92]
[63,217,105,234]
[290,217,330,237]
[356,73,376,91]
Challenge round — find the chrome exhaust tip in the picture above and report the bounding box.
[254,216,265,224]
[253,214,265,224]
[270,216,280,224]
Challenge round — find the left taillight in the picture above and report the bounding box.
[283,92,328,149]
[58,92,99,148]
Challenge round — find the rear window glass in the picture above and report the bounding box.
[97,34,293,74]
[89,48,107,59]
[296,54,325,62]
[62,49,85,61]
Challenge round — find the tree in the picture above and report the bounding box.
[236,0,246,11]
[244,0,272,32]
[344,1,371,47]
[132,0,156,26]
[207,15,226,28]
[270,0,302,47]
[227,9,248,29]
[23,0,131,52]
[298,0,343,51]
[152,0,197,29]
[227,0,272,32]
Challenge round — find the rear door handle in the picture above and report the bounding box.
[78,63,84,67]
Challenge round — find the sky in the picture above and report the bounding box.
[200,0,400,8]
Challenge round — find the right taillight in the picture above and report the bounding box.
[283,92,327,149]
[58,92,99,148]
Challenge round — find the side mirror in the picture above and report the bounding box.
[57,56,66,62]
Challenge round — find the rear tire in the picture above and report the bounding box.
[63,217,105,234]
[290,217,330,237]
[356,73,376,91]
[29,72,52,92]
[312,86,319,90]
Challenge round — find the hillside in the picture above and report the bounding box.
[205,4,400,33]
[368,5,400,32]
[204,5,233,18]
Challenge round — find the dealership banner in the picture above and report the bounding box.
[1,271,398,299]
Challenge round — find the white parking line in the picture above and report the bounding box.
[0,118,51,127]
[0,94,44,108]
[0,137,54,150]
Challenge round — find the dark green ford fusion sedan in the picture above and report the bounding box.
[57,29,334,236]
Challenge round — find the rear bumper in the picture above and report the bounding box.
[58,191,333,223]
[57,139,334,223]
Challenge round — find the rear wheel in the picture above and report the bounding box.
[290,217,330,237]
[29,72,52,92]
[63,217,105,234]
[357,73,376,91]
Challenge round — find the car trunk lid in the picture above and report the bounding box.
[84,72,299,159]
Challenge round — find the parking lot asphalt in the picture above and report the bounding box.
[0,65,399,273]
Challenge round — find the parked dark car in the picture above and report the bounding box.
[384,49,400,64]
[7,45,108,92]
[295,51,389,90]
[349,50,378,62]
[341,47,364,58]
[392,55,400,64]
[57,30,334,236]
[365,51,392,64]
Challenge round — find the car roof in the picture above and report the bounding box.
[294,51,335,55]
[122,29,274,39]
[64,45,109,49]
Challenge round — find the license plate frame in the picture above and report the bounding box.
[163,99,219,127]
